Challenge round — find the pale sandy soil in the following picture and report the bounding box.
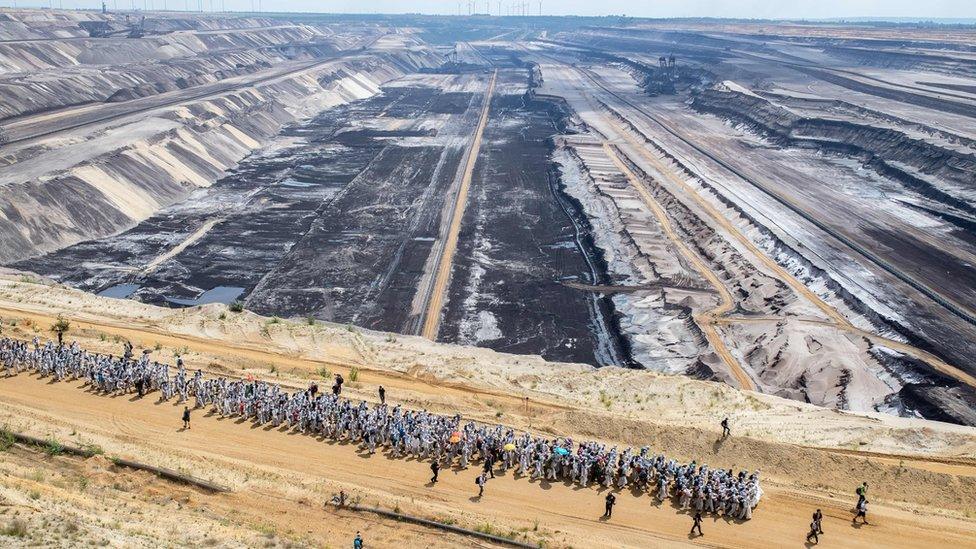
[0,276,975,547]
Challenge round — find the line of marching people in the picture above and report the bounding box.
[1,334,763,522]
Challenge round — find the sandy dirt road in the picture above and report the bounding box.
[2,373,974,549]
[420,69,498,340]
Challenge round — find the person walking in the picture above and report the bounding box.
[378,385,386,405]
[353,531,363,549]
[691,511,703,537]
[603,493,616,518]
[476,473,486,497]
[853,499,868,524]
[483,452,496,479]
[806,518,819,544]
[182,406,191,430]
[856,482,868,506]
[813,508,824,534]
[430,460,440,484]
[721,417,731,438]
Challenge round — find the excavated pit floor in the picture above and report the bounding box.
[19,68,625,366]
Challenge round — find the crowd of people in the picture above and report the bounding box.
[1,334,765,521]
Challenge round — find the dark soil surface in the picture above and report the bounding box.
[438,71,629,365]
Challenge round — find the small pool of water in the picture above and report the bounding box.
[165,286,245,306]
[280,179,317,188]
[97,284,140,299]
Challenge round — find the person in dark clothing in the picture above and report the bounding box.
[853,499,868,524]
[721,417,730,438]
[378,385,386,404]
[806,519,819,543]
[353,531,363,549]
[181,406,191,430]
[309,383,318,397]
[691,511,703,537]
[136,377,144,398]
[813,509,823,534]
[604,493,616,518]
[430,461,439,484]
[476,473,486,497]
[483,452,496,478]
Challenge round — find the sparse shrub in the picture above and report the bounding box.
[306,315,316,326]
[317,367,331,379]
[28,490,40,500]
[51,315,70,338]
[45,439,64,457]
[2,518,28,537]
[228,301,244,313]
[475,522,501,536]
[218,312,227,321]
[0,427,14,451]
[153,342,162,351]
[348,367,359,382]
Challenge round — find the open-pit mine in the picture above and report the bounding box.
[1,8,976,549]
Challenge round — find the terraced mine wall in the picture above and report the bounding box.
[680,90,976,423]
[690,88,976,215]
[0,51,441,265]
[0,18,345,121]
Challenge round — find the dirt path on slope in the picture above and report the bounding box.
[2,374,974,549]
[0,302,572,418]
